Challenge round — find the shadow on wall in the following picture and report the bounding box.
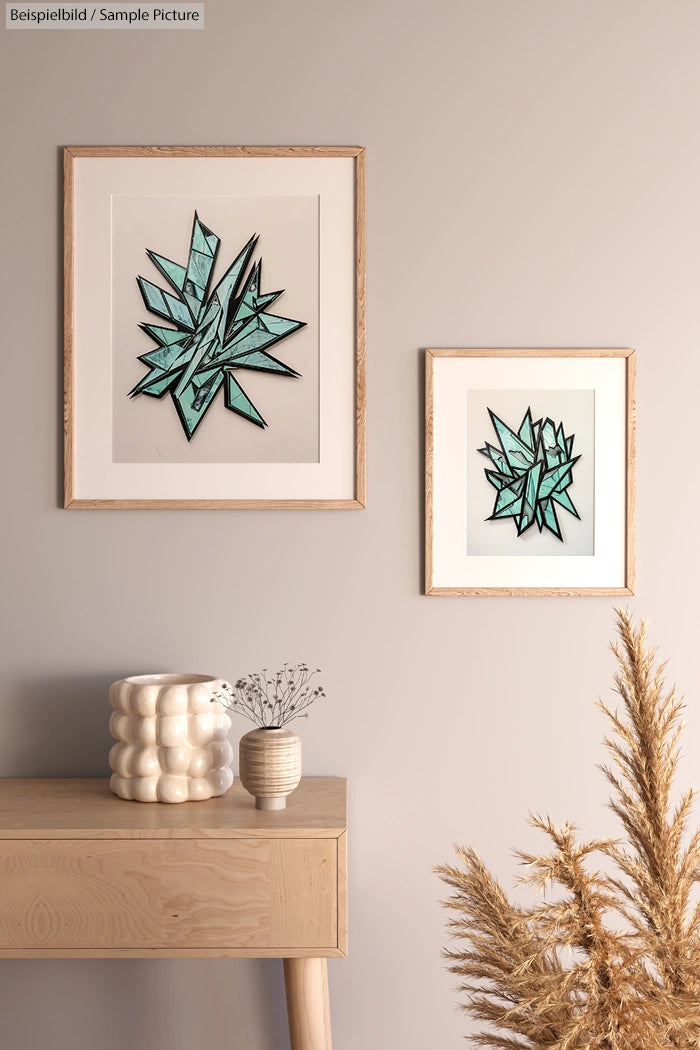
[0,674,292,1049]
[2,673,125,776]
[0,958,288,1050]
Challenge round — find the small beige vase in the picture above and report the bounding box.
[109,673,234,803]
[238,727,302,810]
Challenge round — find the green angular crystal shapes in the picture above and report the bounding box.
[129,212,305,441]
[478,408,581,541]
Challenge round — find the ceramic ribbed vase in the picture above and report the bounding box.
[238,727,302,810]
[109,673,234,803]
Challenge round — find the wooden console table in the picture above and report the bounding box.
[0,777,347,1050]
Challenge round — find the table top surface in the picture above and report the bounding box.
[0,777,346,839]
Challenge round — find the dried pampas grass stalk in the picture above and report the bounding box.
[436,610,700,1049]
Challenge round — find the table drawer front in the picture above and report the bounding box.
[0,839,337,951]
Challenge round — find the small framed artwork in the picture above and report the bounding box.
[425,349,636,596]
[64,146,366,509]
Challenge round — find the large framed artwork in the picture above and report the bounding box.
[64,146,366,509]
[425,349,636,596]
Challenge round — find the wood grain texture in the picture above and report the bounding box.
[239,728,302,801]
[0,839,336,952]
[424,348,636,596]
[0,947,347,959]
[625,350,637,594]
[354,147,367,508]
[63,146,366,510]
[425,347,635,359]
[64,499,364,511]
[336,831,348,956]
[0,777,347,960]
[63,146,363,160]
[0,778,346,839]
[426,586,636,597]
[63,148,75,507]
[284,957,332,1050]
[424,350,435,595]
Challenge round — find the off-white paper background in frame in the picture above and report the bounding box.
[431,356,627,589]
[465,389,594,557]
[112,195,319,464]
[72,156,355,500]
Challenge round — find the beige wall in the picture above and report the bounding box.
[2,1,700,1046]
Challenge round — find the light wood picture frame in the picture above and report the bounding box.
[425,348,636,596]
[64,146,366,509]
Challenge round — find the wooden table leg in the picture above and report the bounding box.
[283,957,332,1050]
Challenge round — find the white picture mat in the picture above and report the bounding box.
[72,156,356,500]
[431,356,627,588]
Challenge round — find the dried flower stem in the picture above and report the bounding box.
[213,664,326,729]
[436,611,700,1049]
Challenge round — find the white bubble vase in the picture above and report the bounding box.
[238,727,302,810]
[108,673,234,804]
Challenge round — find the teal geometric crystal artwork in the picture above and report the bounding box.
[129,212,305,440]
[478,408,581,541]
